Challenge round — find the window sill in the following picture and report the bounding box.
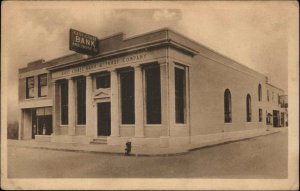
[174,124,186,127]
[120,124,134,127]
[38,96,48,98]
[145,124,162,127]
[24,98,34,100]
[24,97,49,101]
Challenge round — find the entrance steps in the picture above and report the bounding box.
[90,137,107,144]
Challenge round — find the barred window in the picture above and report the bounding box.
[258,84,262,101]
[120,70,135,124]
[224,89,232,123]
[26,77,34,98]
[145,66,161,124]
[38,74,48,97]
[259,108,262,122]
[76,77,86,125]
[246,94,252,122]
[175,67,185,124]
[60,80,68,125]
[96,72,110,89]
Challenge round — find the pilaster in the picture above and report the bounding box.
[68,77,76,136]
[110,69,120,137]
[85,74,93,136]
[168,61,176,135]
[51,81,57,135]
[34,75,38,98]
[160,62,169,136]
[134,65,144,137]
[18,109,23,140]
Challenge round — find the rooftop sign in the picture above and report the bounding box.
[69,29,99,55]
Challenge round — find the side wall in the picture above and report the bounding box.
[190,54,267,136]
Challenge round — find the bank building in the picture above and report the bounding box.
[18,28,288,152]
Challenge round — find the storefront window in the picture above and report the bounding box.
[35,107,52,135]
[38,74,48,97]
[145,66,161,124]
[26,77,34,98]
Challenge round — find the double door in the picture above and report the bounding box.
[97,102,111,136]
[273,110,280,127]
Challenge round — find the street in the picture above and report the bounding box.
[7,129,288,178]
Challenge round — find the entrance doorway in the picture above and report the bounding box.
[97,102,111,136]
[273,110,280,127]
[281,113,285,127]
[32,107,53,139]
[32,109,37,139]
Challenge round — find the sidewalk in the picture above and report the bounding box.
[7,128,285,156]
[8,139,188,156]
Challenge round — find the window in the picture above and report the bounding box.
[224,89,232,123]
[272,92,274,101]
[120,70,135,124]
[175,67,185,123]
[26,77,34,98]
[258,84,262,101]
[38,74,48,97]
[60,80,68,125]
[96,72,110,89]
[246,94,252,122]
[267,90,269,101]
[277,93,280,105]
[259,108,262,122]
[145,66,161,124]
[76,77,86,124]
[266,111,271,125]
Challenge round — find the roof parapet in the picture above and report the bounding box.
[27,59,45,67]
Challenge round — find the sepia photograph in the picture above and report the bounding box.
[1,0,299,190]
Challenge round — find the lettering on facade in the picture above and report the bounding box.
[69,29,99,55]
[52,53,148,79]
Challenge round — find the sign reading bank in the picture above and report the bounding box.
[69,29,99,55]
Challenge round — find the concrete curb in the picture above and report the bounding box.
[188,130,281,152]
[8,129,284,157]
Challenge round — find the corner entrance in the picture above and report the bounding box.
[97,102,111,136]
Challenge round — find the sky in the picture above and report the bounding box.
[2,1,295,123]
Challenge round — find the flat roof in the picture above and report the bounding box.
[19,27,267,81]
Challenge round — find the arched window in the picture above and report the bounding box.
[224,89,232,123]
[246,94,252,122]
[258,84,262,101]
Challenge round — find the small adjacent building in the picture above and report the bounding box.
[18,28,288,149]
